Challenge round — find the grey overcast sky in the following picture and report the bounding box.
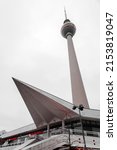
[0,0,99,131]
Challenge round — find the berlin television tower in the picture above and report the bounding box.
[61,9,89,108]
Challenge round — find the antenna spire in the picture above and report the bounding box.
[64,7,67,20]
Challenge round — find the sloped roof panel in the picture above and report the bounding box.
[13,78,77,127]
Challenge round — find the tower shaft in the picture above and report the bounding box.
[67,34,89,108]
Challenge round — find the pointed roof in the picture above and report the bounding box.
[12,78,77,127]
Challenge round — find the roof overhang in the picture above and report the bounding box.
[12,78,78,128]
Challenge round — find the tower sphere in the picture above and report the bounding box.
[61,19,76,38]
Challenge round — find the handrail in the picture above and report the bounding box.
[0,129,100,148]
[29,135,69,149]
[50,128,100,137]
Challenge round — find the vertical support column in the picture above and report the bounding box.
[67,34,89,108]
[47,124,50,137]
[62,120,65,133]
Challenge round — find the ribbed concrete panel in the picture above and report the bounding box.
[13,78,77,127]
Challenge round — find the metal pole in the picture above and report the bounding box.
[47,124,50,137]
[62,120,65,133]
[68,129,71,149]
[79,108,86,150]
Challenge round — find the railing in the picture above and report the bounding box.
[0,129,100,149]
[23,134,100,150]
[50,128,100,138]
[23,134,69,150]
